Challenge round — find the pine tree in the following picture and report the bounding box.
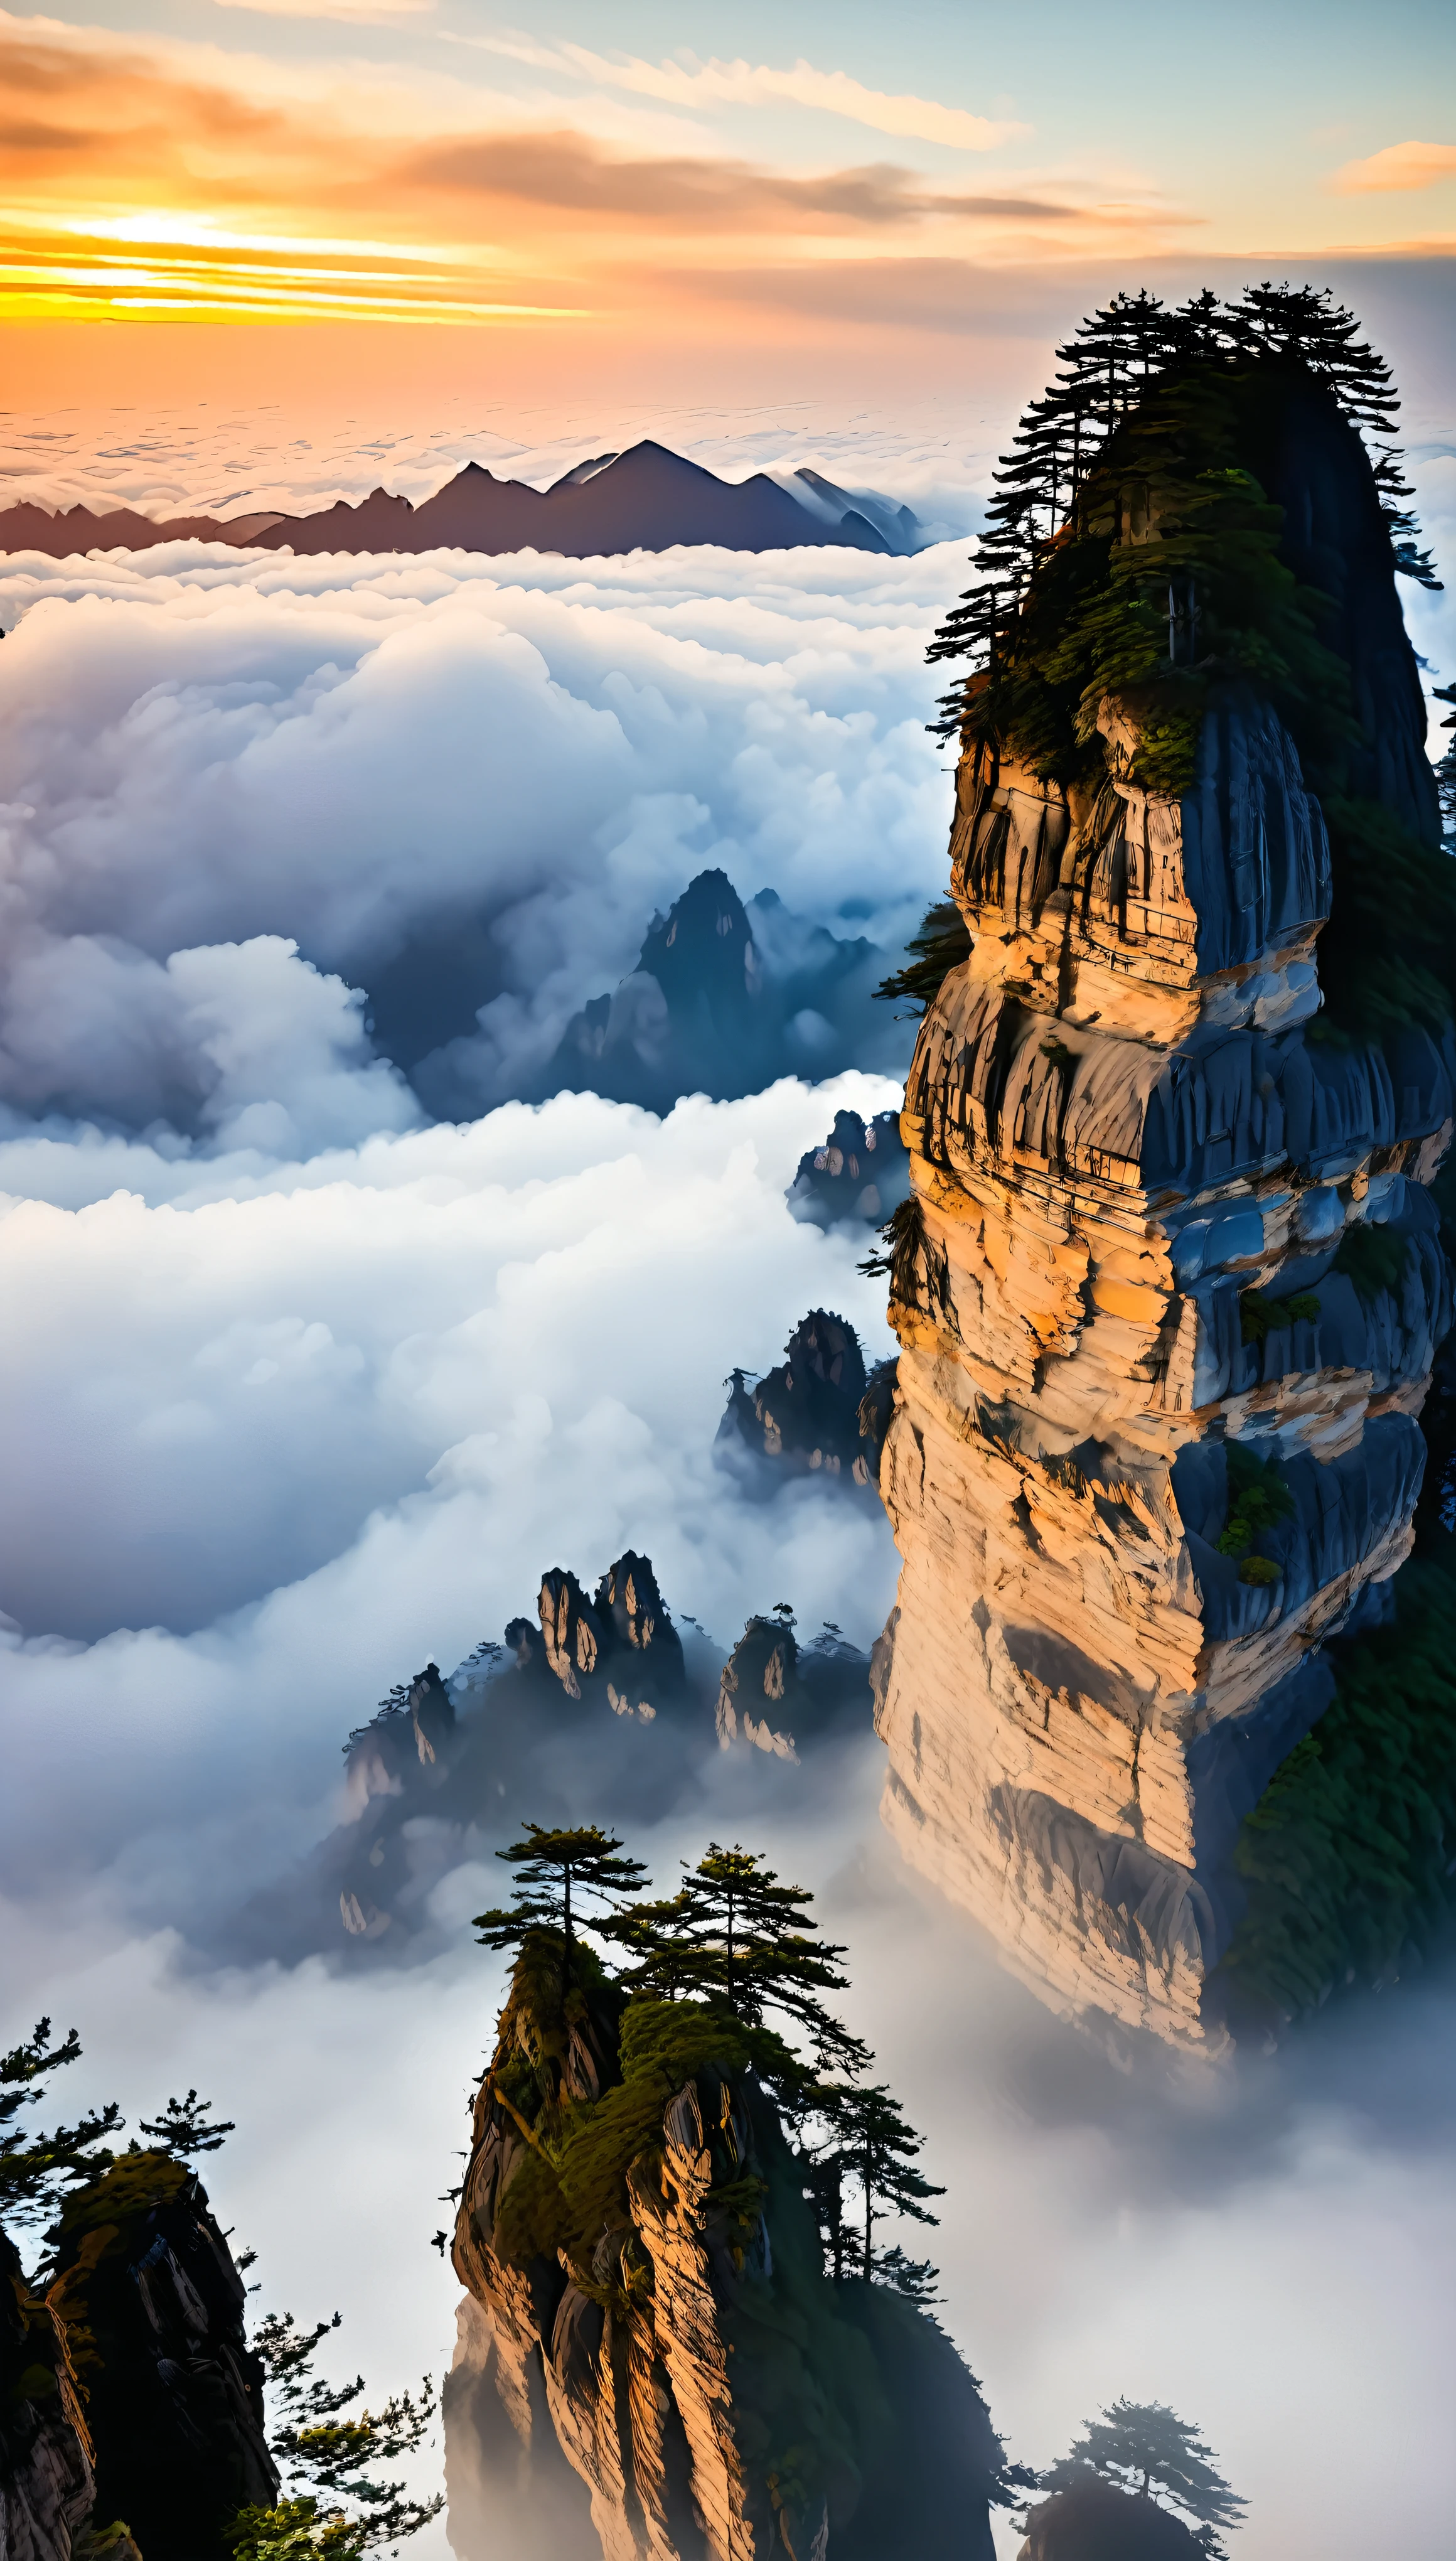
[231,2308,442,2561]
[611,1843,869,2076]
[1039,2398,1247,2556]
[926,279,1440,744]
[873,898,974,1012]
[1434,682,1456,846]
[139,2088,236,2157]
[1,2017,121,2250]
[806,2078,944,2286]
[473,1823,650,1990]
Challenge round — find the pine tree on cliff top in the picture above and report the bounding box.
[609,1840,869,2076]
[139,2087,236,2157]
[1039,2398,1246,2557]
[927,280,1439,740]
[473,1822,649,1989]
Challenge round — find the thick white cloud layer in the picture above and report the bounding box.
[3,517,1454,2561]
[0,540,955,1132]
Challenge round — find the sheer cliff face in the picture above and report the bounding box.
[874,690,1452,2043]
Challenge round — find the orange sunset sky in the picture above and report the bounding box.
[1,0,1454,434]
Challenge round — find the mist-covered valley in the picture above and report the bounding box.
[4,385,1456,2560]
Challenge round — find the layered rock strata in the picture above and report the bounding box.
[873,693,1452,2041]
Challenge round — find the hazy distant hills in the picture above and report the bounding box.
[0,439,926,560]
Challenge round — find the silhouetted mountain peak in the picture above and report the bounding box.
[2,442,924,562]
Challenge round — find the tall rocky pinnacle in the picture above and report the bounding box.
[871,325,1453,2045]
[447,1948,1009,2558]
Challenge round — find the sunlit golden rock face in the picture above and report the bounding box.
[873,695,1452,2044]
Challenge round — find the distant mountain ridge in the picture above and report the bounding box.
[0,439,926,561]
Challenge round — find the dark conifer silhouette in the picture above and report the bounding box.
[873,897,974,1014]
[804,2078,945,2291]
[473,1822,650,1988]
[1,2016,121,2243]
[139,2088,237,2157]
[1038,2397,1247,2556]
[1435,680,1456,847]
[928,281,1440,743]
[231,2307,441,2561]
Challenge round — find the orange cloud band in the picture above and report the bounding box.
[0,13,1201,326]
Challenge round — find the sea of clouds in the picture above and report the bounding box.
[2,516,1454,2556]
[0,539,953,1131]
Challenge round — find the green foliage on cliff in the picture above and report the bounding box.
[947,363,1355,800]
[491,1989,795,2280]
[1,2019,122,2245]
[1238,1288,1320,1346]
[1219,1557,1456,2018]
[873,898,973,1013]
[925,290,1452,1045]
[1331,1217,1412,1305]
[610,1843,869,2075]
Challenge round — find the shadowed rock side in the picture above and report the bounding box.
[0,2164,276,2561]
[786,1110,912,1232]
[1019,2479,1204,2560]
[46,2158,278,2561]
[447,1964,1006,2561]
[717,1311,893,1493]
[231,1557,874,1967]
[0,446,925,563]
[1,2233,94,2561]
[474,872,901,1119]
[873,690,1452,2044]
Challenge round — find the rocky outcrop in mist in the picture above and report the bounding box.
[233,1557,874,1966]
[872,313,1455,2044]
[447,1959,1007,2561]
[1018,2479,1205,2559]
[785,1109,911,1232]
[515,871,897,1117]
[717,1311,892,1491]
